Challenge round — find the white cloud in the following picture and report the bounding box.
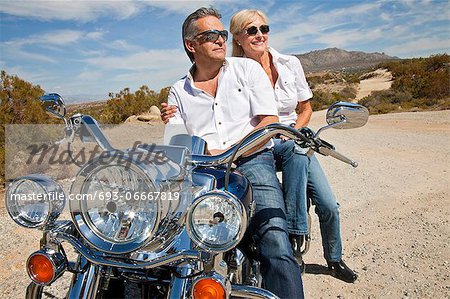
[269,0,450,57]
[0,1,141,22]
[315,28,384,48]
[86,30,106,40]
[1,29,106,63]
[84,49,188,71]
[145,0,216,15]
[0,0,217,21]
[1,42,57,63]
[385,38,450,56]
[107,39,143,52]
[5,29,102,47]
[76,70,104,81]
[2,65,55,83]
[81,48,192,90]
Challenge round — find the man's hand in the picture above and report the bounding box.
[160,103,178,124]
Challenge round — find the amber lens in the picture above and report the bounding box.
[192,278,225,299]
[27,254,54,284]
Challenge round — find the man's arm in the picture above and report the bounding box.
[239,114,279,156]
[208,115,279,156]
[254,115,279,129]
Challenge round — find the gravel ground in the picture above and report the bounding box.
[1,110,449,298]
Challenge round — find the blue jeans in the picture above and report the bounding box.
[273,139,343,262]
[236,150,304,299]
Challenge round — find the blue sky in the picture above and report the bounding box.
[1,0,449,103]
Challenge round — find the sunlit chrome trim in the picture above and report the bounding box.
[186,190,247,253]
[6,174,66,229]
[231,284,279,299]
[49,229,205,269]
[66,256,101,299]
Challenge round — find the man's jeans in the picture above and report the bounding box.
[236,150,304,299]
[273,139,343,262]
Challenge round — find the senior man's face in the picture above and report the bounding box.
[191,16,227,62]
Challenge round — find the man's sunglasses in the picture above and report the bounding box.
[244,25,270,36]
[195,30,229,43]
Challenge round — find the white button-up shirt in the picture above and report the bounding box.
[270,47,313,125]
[167,57,277,151]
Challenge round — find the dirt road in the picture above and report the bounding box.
[355,69,393,100]
[303,109,450,298]
[1,110,449,298]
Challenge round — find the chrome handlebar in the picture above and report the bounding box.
[191,123,358,168]
[69,116,358,168]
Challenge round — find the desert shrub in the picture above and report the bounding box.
[310,90,344,111]
[306,73,335,85]
[68,102,106,121]
[342,71,362,84]
[0,70,54,186]
[340,85,357,99]
[380,54,450,100]
[358,89,450,114]
[101,85,162,124]
[362,54,450,114]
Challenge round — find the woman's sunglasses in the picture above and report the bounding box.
[195,30,229,43]
[244,25,270,36]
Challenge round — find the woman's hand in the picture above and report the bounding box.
[160,103,178,124]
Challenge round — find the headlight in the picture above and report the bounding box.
[186,190,247,253]
[70,153,160,254]
[6,174,66,229]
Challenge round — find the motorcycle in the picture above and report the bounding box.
[5,93,368,299]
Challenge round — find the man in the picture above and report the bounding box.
[165,7,303,299]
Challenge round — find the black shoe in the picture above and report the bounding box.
[327,260,358,283]
[289,235,304,257]
[289,235,305,273]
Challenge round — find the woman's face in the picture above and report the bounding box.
[235,15,269,57]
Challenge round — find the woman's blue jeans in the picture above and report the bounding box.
[273,139,343,262]
[236,150,304,299]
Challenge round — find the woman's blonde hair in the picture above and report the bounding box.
[230,9,269,57]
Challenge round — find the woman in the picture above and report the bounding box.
[229,9,357,283]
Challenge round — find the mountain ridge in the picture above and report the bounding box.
[295,47,400,72]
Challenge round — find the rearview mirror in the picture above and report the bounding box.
[326,102,369,129]
[41,93,66,119]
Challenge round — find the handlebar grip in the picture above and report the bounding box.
[317,147,358,168]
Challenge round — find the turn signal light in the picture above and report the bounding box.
[27,254,54,284]
[192,277,226,299]
[26,249,66,285]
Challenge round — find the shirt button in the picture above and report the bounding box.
[215,102,218,106]
[218,122,222,125]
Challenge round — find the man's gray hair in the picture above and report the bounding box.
[182,7,222,63]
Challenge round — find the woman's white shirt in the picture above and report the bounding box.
[269,47,313,125]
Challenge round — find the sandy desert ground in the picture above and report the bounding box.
[1,108,449,299]
[355,69,393,100]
